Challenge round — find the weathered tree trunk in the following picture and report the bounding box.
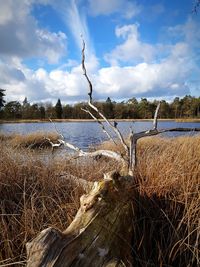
[26,172,136,266]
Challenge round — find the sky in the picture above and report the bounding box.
[0,0,200,104]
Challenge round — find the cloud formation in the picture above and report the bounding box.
[105,24,156,65]
[0,0,67,63]
[0,1,199,104]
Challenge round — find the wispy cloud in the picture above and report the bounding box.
[88,0,141,19]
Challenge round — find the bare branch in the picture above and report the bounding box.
[153,101,160,130]
[134,127,200,141]
[48,138,126,166]
[128,99,200,174]
[57,139,84,154]
[45,138,63,152]
[48,39,200,178]
[89,101,129,154]
[49,117,64,139]
[81,107,117,145]
[129,131,135,176]
[81,39,93,102]
[158,127,200,133]
[81,39,129,155]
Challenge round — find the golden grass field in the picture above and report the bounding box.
[0,132,199,266]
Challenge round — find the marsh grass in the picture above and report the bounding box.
[0,134,199,266]
[0,132,59,149]
[91,135,200,266]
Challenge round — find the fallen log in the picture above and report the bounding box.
[26,172,136,266]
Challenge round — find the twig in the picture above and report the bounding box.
[81,107,117,144]
[81,39,129,155]
[57,139,125,163]
[128,101,200,174]
[153,101,160,130]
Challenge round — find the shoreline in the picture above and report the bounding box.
[0,118,200,124]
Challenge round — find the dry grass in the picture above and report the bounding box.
[134,136,200,267]
[0,137,115,266]
[0,131,60,149]
[0,132,15,142]
[0,134,200,266]
[95,135,200,266]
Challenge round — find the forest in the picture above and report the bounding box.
[0,90,200,120]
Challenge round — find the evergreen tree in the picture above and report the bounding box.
[103,97,114,118]
[39,106,46,119]
[55,99,63,119]
[23,97,28,107]
[4,101,22,119]
[22,97,31,119]
[63,104,73,119]
[0,88,6,110]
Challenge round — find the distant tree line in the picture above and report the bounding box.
[0,92,200,120]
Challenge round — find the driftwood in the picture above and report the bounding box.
[26,40,200,266]
[26,172,135,266]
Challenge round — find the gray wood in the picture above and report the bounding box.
[26,172,135,267]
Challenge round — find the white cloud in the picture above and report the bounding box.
[94,57,191,99]
[0,0,67,63]
[0,60,89,103]
[0,2,199,104]
[1,18,198,104]
[88,0,141,19]
[0,63,25,84]
[0,0,98,103]
[105,24,155,65]
[0,47,193,104]
[103,17,200,98]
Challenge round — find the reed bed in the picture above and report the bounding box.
[0,132,59,149]
[0,133,199,266]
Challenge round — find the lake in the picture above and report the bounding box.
[0,121,199,150]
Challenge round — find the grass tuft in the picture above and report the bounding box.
[0,131,60,149]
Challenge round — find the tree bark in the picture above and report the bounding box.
[26,172,135,266]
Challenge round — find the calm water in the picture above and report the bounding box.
[0,121,199,150]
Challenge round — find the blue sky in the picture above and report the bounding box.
[0,0,199,104]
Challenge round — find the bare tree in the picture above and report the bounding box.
[26,41,200,267]
[45,40,200,176]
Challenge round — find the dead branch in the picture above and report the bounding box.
[55,138,124,163]
[81,39,129,155]
[81,107,117,145]
[26,172,135,267]
[48,41,200,177]
[81,40,93,102]
[128,102,200,174]
[153,101,160,130]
